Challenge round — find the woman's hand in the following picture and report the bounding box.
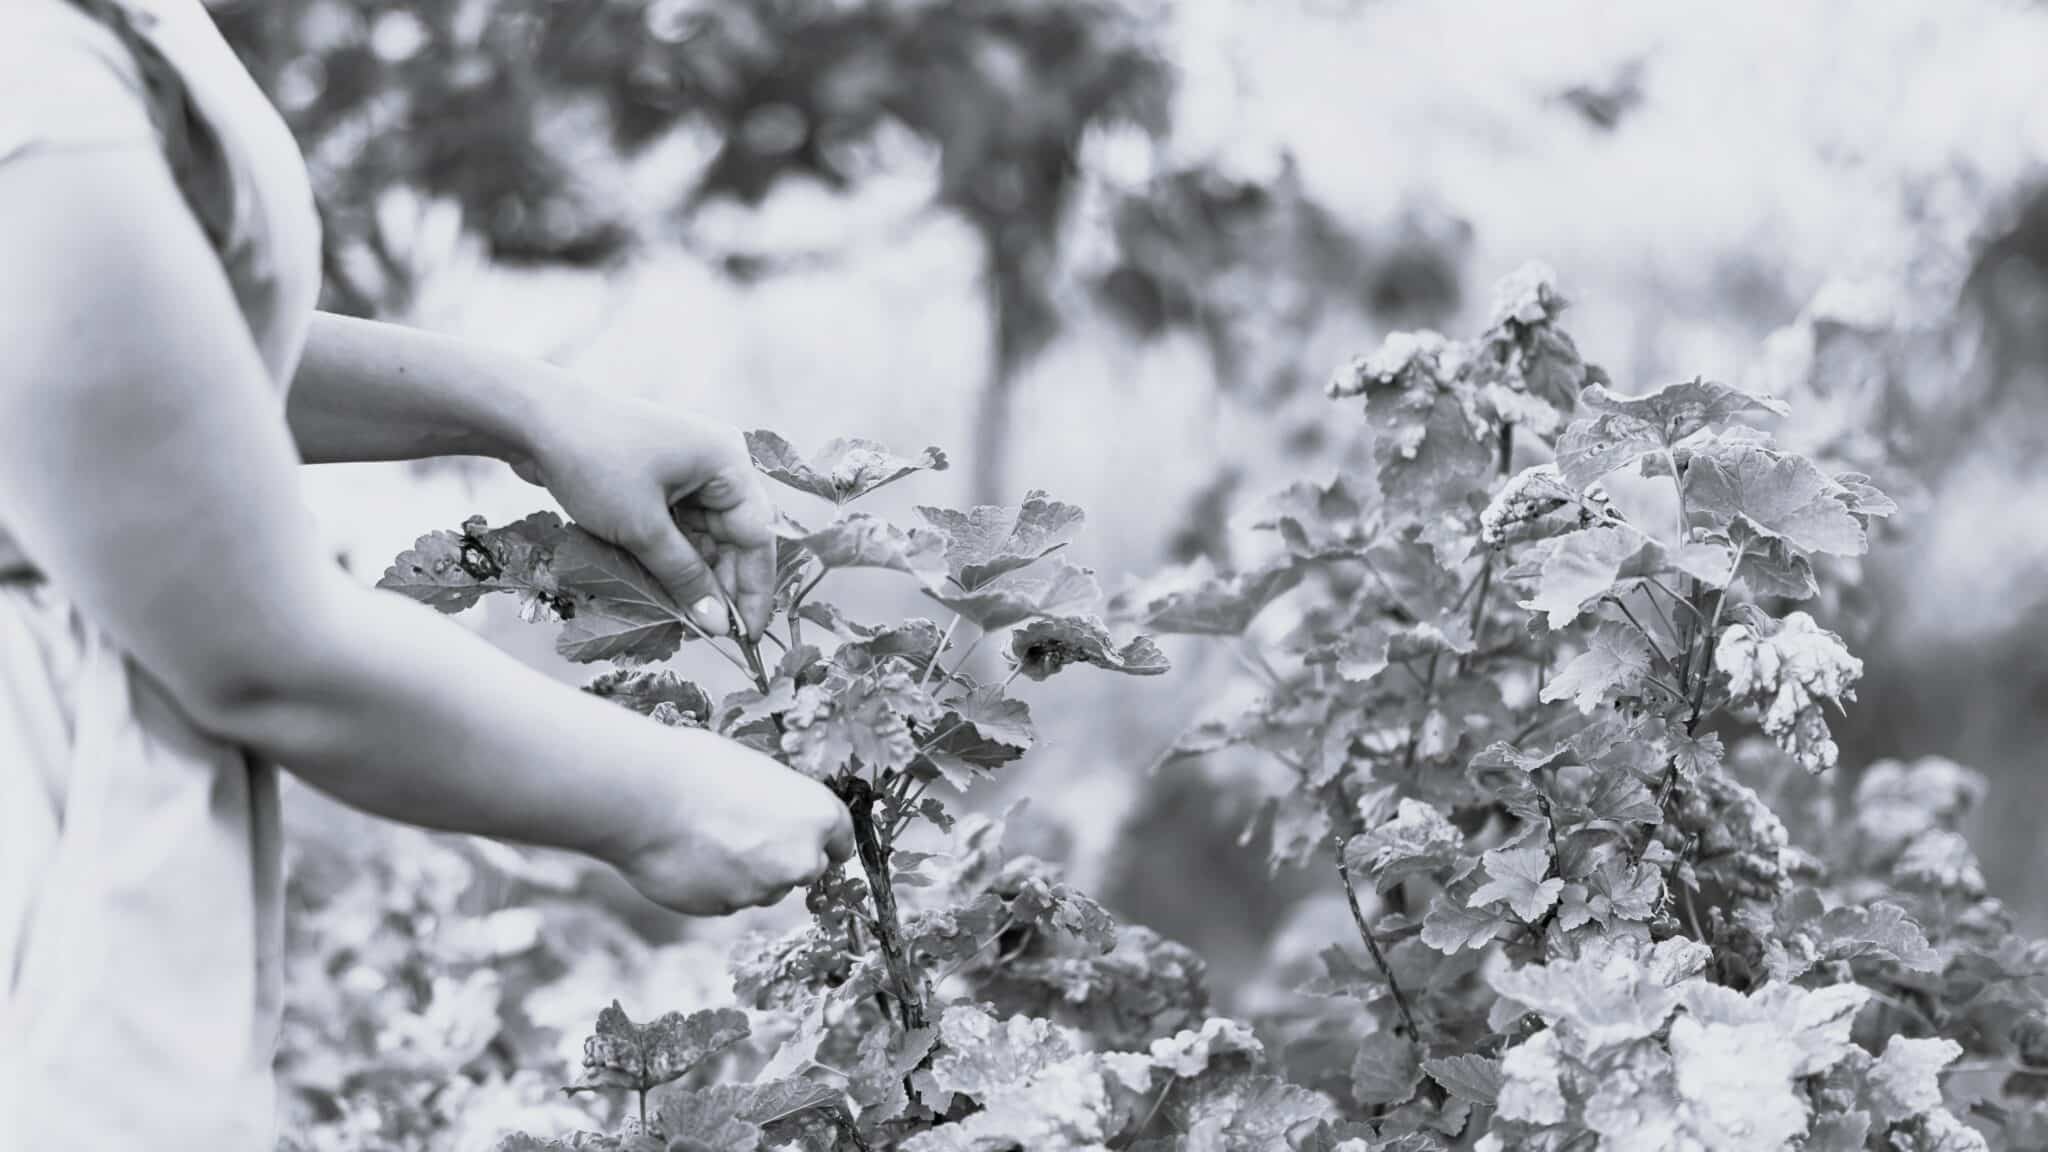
[607,730,857,917]
[512,386,778,640]
[285,315,779,638]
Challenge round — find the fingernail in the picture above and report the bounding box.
[690,596,728,633]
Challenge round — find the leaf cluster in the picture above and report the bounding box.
[374,265,2048,1151]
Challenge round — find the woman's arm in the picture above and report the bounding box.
[287,312,778,640]
[0,144,849,916]
[286,310,553,466]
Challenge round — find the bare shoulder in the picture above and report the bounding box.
[0,0,158,163]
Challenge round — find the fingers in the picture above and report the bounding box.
[703,468,777,640]
[732,524,776,641]
[632,522,728,634]
[823,805,856,865]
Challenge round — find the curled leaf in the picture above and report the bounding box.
[746,430,947,505]
[1009,616,1170,680]
[585,669,711,727]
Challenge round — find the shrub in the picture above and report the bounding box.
[361,265,2048,1150]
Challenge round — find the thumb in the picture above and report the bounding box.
[635,525,729,635]
[823,805,856,865]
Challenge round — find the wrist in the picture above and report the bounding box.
[580,722,701,869]
[491,359,578,478]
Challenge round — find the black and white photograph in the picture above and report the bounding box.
[3,1,2047,1149]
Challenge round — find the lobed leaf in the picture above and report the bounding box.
[1488,954,1682,1049]
[1107,557,1303,636]
[779,513,951,589]
[1539,622,1653,714]
[1470,839,1564,921]
[1420,864,1511,954]
[1351,1032,1423,1107]
[550,528,692,664]
[1346,798,1463,893]
[926,558,1102,630]
[1257,476,1377,558]
[746,430,947,505]
[1009,615,1170,680]
[1683,442,1869,556]
[900,1056,1123,1152]
[378,512,567,613]
[910,1005,1075,1113]
[1866,1036,1964,1126]
[1580,377,1788,443]
[779,671,942,780]
[584,669,712,727]
[917,490,1085,591]
[1422,1054,1503,1107]
[918,687,1035,790]
[569,1002,749,1096]
[1517,523,1656,630]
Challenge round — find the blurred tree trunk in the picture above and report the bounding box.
[970,358,1019,509]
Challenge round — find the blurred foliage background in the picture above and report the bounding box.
[197,0,2048,1143]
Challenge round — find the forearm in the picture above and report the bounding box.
[219,574,679,863]
[286,311,558,466]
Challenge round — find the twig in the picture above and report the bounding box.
[919,614,963,691]
[832,777,927,1031]
[834,1112,875,1152]
[1331,831,1421,1040]
[675,611,764,685]
[1679,882,1708,942]
[1460,555,1495,673]
[942,631,989,688]
[888,782,932,840]
[1398,652,1442,778]
[1644,576,1703,620]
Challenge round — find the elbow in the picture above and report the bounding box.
[170,598,359,756]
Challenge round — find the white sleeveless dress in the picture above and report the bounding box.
[0,1,323,1147]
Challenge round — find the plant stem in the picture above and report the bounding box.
[1645,576,1703,620]
[1683,544,1743,727]
[1610,597,1685,685]
[833,776,928,1031]
[788,569,828,626]
[1456,424,1514,676]
[1398,651,1442,779]
[1331,830,1421,1040]
[890,777,934,840]
[1663,446,1688,546]
[919,614,962,691]
[736,633,772,692]
[943,631,990,687]
[676,612,764,685]
[1462,555,1495,668]
[834,1113,876,1152]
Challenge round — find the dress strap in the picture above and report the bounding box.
[61,0,236,255]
